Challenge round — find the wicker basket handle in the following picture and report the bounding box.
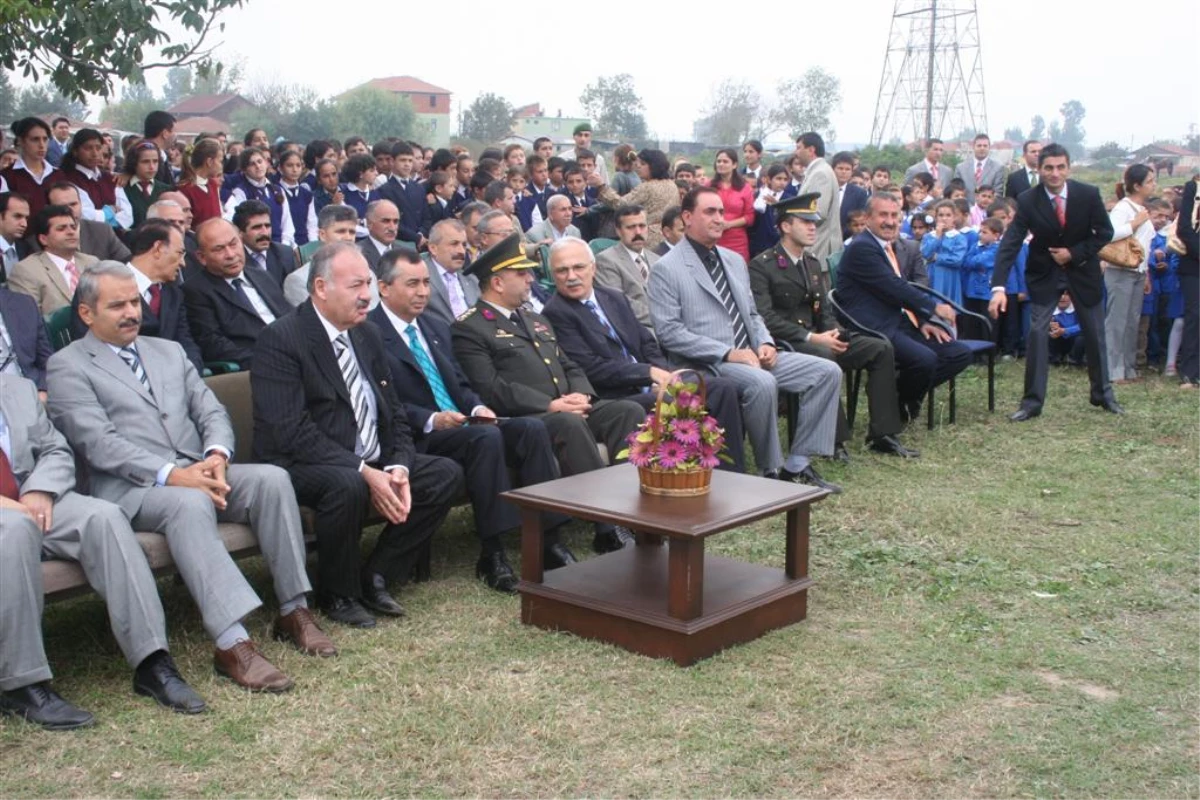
[649,369,707,446]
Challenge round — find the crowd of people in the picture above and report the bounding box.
[0,107,1197,731]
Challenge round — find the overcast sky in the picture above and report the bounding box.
[111,0,1200,148]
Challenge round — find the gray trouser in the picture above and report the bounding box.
[716,351,841,473]
[1104,267,1145,381]
[130,464,311,641]
[0,492,167,691]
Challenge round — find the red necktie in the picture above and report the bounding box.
[0,448,20,500]
[148,283,162,316]
[63,260,79,292]
[1053,195,1066,227]
[143,181,153,198]
[974,163,983,186]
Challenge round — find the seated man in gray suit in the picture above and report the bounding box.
[594,204,658,327]
[285,204,380,308]
[1,374,205,729]
[47,262,337,695]
[422,219,479,327]
[525,194,580,245]
[648,187,844,493]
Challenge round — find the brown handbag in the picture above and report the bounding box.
[1099,236,1146,268]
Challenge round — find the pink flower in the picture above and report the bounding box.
[671,418,701,445]
[701,417,721,434]
[698,454,721,469]
[627,439,653,468]
[656,440,687,470]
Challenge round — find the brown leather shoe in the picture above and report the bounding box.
[213,641,294,693]
[273,607,337,657]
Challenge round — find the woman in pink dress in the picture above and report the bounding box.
[711,148,755,261]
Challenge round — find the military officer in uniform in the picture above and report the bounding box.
[748,194,918,458]
[451,234,645,562]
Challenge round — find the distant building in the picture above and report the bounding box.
[511,103,590,149]
[167,94,256,124]
[355,76,453,147]
[1130,143,1199,174]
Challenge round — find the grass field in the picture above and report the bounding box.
[3,363,1197,798]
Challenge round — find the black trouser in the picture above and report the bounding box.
[288,454,463,597]
[1023,295,1110,411]
[890,327,973,407]
[1179,273,1199,382]
[537,399,645,474]
[1049,334,1086,365]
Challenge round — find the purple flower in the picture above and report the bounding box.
[698,454,721,469]
[701,417,721,434]
[627,439,653,468]
[671,418,701,445]
[656,440,687,470]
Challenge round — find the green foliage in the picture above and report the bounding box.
[1058,99,1087,158]
[1003,125,1025,143]
[11,83,87,120]
[854,142,923,174]
[0,0,245,100]
[161,63,243,107]
[1029,114,1046,141]
[332,87,421,144]
[459,93,514,144]
[100,82,158,132]
[1091,141,1128,160]
[772,68,841,141]
[0,69,15,122]
[696,79,765,146]
[579,74,648,141]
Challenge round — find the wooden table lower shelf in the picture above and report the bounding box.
[503,465,827,666]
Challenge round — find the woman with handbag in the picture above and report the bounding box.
[1104,165,1157,383]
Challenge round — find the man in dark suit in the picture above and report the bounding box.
[1,192,33,284]
[750,194,917,458]
[375,142,427,249]
[358,200,411,274]
[542,237,746,473]
[989,143,1119,420]
[370,249,568,590]
[1004,140,1043,200]
[143,111,177,188]
[0,285,52,393]
[46,183,131,263]
[183,219,294,367]
[835,193,972,421]
[451,234,644,560]
[68,222,203,371]
[252,242,463,628]
[233,200,299,288]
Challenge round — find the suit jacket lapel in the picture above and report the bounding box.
[682,245,725,305]
[82,333,156,406]
[244,267,290,317]
[301,304,352,406]
[1033,189,1061,231]
[39,254,71,303]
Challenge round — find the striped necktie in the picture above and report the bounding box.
[405,324,457,412]
[118,345,151,392]
[333,333,380,462]
[701,248,750,350]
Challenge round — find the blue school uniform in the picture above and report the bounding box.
[921,230,968,305]
[280,182,315,245]
[1150,231,1183,319]
[963,240,997,301]
[341,184,379,225]
[748,200,780,259]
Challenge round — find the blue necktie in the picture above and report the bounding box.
[584,299,632,362]
[405,324,457,412]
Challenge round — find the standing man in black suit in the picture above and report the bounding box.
[541,237,746,473]
[835,193,971,422]
[233,200,299,288]
[252,242,463,628]
[369,249,569,590]
[989,143,1119,420]
[183,218,294,368]
[143,111,177,188]
[451,234,644,559]
[1004,140,1042,200]
[68,221,203,371]
[0,285,52,394]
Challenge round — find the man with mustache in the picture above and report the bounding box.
[252,242,463,628]
[234,200,299,288]
[48,261,335,693]
[593,205,659,328]
[834,193,971,422]
[421,219,479,328]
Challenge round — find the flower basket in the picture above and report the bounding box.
[619,370,729,497]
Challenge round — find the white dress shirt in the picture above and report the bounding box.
[226,273,276,323]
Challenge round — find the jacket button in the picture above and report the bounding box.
[543,358,551,364]
[161,413,168,420]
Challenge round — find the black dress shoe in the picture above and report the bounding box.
[1009,406,1041,422]
[779,465,843,495]
[0,682,94,730]
[134,651,206,714]
[476,550,519,594]
[321,596,377,628]
[361,573,406,617]
[543,542,578,570]
[867,435,920,458]
[830,444,851,464]
[1092,399,1125,415]
[592,525,635,554]
[900,401,923,424]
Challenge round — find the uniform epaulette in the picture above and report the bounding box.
[457,307,477,321]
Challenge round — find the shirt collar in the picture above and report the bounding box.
[125,262,154,295]
[369,236,390,255]
[312,304,347,343]
[867,230,894,253]
[45,251,74,269]
[381,302,417,335]
[1044,184,1069,202]
[75,164,100,180]
[622,244,644,262]
[484,299,516,316]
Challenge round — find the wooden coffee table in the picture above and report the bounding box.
[502,465,827,666]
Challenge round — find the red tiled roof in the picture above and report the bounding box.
[365,76,451,95]
[173,116,231,135]
[167,94,245,115]
[513,103,542,118]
